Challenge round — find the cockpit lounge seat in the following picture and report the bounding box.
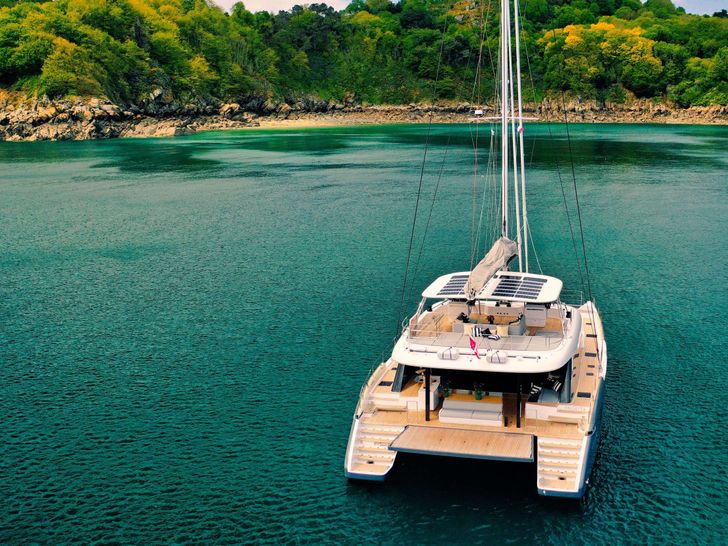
[439,399,503,426]
[443,399,501,412]
[439,408,503,426]
[439,408,473,420]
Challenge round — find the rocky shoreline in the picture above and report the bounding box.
[0,91,725,142]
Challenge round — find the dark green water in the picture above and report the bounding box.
[1,124,726,544]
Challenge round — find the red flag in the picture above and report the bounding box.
[469,335,481,359]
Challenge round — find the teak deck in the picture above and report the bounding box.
[361,407,582,439]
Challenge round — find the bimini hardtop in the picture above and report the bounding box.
[422,270,563,304]
[423,237,562,304]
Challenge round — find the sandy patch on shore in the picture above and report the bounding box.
[255,112,469,129]
[251,107,728,130]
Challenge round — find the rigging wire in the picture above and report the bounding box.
[560,93,594,304]
[483,0,498,83]
[550,121,587,297]
[408,138,452,302]
[534,19,599,347]
[482,0,503,251]
[558,86,600,358]
[468,0,487,271]
[510,6,600,359]
[412,0,493,298]
[470,0,496,108]
[470,122,480,270]
[517,17,588,299]
[395,3,452,336]
[406,0,498,310]
[528,223,544,274]
[468,0,502,266]
[473,128,497,258]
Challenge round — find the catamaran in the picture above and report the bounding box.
[344,0,607,498]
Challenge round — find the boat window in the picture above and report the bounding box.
[392,364,416,393]
[427,363,572,401]
[525,360,571,403]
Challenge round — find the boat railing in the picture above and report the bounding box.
[354,377,374,418]
[354,356,389,418]
[561,289,584,306]
[407,329,564,351]
[400,317,409,335]
[408,313,454,338]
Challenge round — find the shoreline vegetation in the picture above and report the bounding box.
[0,92,726,141]
[0,0,727,141]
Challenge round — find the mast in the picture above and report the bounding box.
[513,0,529,272]
[499,0,509,239]
[507,0,523,271]
[497,0,529,271]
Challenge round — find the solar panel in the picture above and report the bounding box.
[490,275,547,300]
[437,274,469,296]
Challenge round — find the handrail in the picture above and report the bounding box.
[354,358,390,418]
[409,312,453,337]
[560,289,584,306]
[407,330,565,351]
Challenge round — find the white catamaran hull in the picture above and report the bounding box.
[346,303,607,498]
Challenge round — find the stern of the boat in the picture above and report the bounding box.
[344,360,403,481]
[344,416,401,481]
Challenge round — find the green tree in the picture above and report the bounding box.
[523,0,548,25]
[0,0,725,106]
[39,37,104,96]
[653,41,688,84]
[642,0,677,19]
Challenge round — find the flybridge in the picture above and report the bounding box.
[422,271,563,304]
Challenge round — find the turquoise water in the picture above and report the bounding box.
[1,124,726,544]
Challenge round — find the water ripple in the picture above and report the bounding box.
[1,124,727,544]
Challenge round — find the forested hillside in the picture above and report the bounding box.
[0,0,726,107]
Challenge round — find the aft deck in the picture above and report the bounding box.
[359,402,583,440]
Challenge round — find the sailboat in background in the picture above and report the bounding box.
[344,0,607,498]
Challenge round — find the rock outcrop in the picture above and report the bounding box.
[0,92,267,141]
[0,91,725,142]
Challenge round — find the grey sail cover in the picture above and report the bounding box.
[466,237,518,298]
